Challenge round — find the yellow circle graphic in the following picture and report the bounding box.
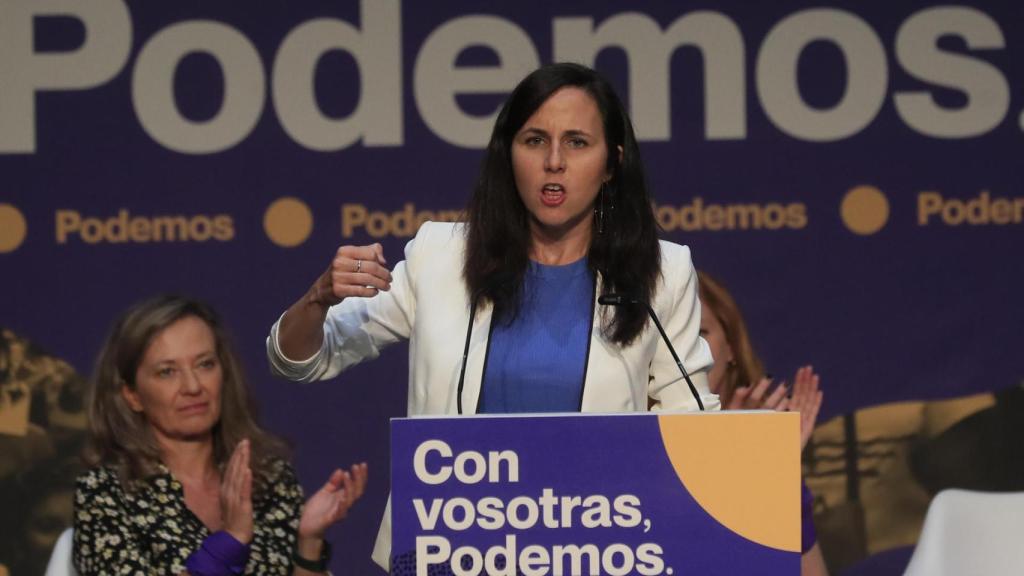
[841,185,890,235]
[0,204,28,253]
[658,413,802,552]
[263,197,313,247]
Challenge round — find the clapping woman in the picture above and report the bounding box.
[74,296,368,575]
[697,271,828,576]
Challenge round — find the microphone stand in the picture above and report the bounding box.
[599,294,705,411]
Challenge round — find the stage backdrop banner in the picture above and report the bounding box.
[1,1,1022,573]
[391,412,801,576]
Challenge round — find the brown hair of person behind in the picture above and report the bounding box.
[698,271,764,406]
[84,295,287,491]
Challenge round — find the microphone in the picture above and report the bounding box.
[599,293,705,411]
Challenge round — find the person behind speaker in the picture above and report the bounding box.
[697,271,828,576]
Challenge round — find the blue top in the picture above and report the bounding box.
[479,258,595,413]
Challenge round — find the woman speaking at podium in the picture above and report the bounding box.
[267,63,719,568]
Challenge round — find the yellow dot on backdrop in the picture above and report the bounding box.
[263,197,313,247]
[841,185,890,235]
[0,204,28,253]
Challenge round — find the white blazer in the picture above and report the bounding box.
[267,221,719,568]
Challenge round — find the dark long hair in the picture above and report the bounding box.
[464,63,660,345]
[85,296,287,491]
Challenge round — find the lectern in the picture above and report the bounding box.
[390,411,800,575]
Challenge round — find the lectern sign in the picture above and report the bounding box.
[391,412,800,575]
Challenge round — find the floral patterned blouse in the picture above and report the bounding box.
[72,459,304,576]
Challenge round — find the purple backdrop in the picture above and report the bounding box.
[1,1,1021,573]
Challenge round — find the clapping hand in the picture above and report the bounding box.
[298,463,369,540]
[726,365,823,449]
[726,377,788,411]
[221,439,254,544]
[787,365,823,449]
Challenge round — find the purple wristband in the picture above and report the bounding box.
[185,531,251,576]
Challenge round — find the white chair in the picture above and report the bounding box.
[44,528,78,576]
[903,489,1024,576]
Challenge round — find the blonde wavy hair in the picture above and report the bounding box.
[84,295,287,490]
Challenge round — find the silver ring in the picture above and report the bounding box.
[355,259,362,273]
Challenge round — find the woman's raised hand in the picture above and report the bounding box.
[221,439,254,544]
[787,365,823,449]
[278,245,391,361]
[310,244,391,307]
[726,377,787,411]
[727,366,823,450]
[298,463,369,539]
